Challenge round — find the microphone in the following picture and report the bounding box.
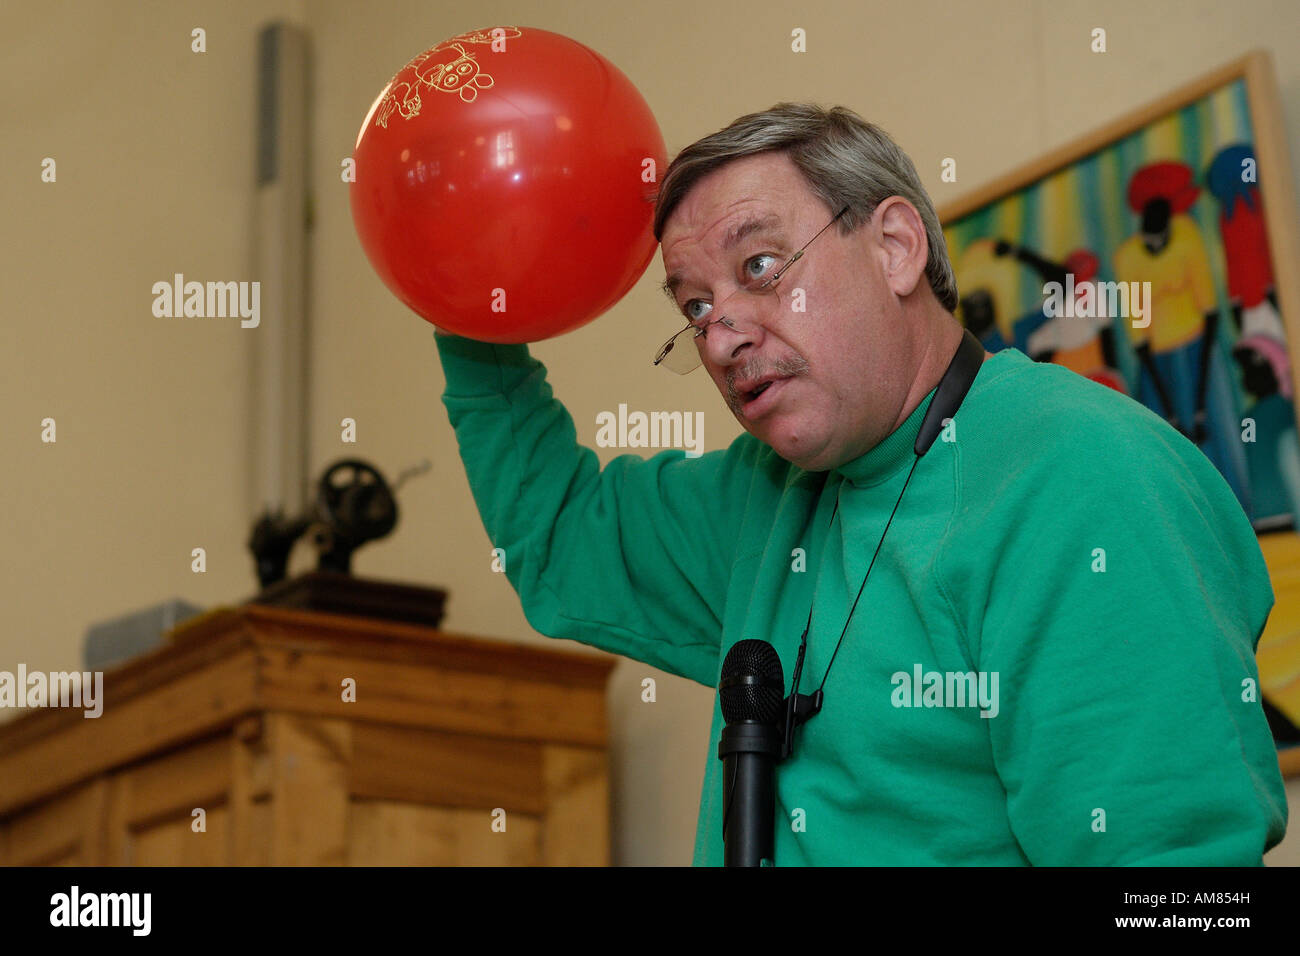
[717,639,786,867]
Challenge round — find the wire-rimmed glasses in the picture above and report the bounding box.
[653,205,850,373]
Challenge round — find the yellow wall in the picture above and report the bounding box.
[4,0,1299,865]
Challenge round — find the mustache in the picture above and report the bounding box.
[725,353,811,413]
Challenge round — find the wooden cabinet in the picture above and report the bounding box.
[0,605,615,865]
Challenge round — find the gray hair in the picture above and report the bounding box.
[653,103,958,313]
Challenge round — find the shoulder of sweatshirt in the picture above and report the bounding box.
[950,355,1261,566]
[949,355,1274,661]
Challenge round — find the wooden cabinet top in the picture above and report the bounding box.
[0,605,617,816]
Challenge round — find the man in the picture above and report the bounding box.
[434,103,1286,865]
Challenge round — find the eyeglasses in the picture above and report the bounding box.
[653,205,851,374]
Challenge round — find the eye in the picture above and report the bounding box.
[745,253,778,281]
[677,252,780,323]
[682,298,712,323]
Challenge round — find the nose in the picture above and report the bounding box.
[698,314,761,369]
[699,289,765,369]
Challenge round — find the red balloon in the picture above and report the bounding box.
[350,26,666,343]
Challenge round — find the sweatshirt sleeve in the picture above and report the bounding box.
[435,332,752,687]
[966,411,1287,865]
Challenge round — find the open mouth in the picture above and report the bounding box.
[740,376,790,417]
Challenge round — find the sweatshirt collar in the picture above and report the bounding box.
[832,386,938,488]
[821,348,1022,488]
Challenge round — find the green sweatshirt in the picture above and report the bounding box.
[436,332,1288,865]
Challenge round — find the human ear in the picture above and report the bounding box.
[876,197,927,298]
